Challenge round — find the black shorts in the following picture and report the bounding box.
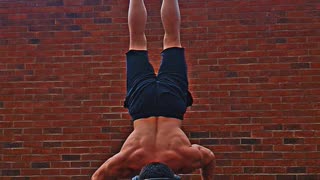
[124,47,193,121]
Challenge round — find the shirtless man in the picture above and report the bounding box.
[91,0,215,179]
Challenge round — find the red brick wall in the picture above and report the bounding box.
[0,0,319,179]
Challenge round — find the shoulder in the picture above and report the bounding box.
[178,144,214,166]
[191,144,215,165]
[106,149,142,178]
[163,145,207,174]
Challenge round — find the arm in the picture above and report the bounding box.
[191,144,215,180]
[200,157,215,180]
[91,153,126,180]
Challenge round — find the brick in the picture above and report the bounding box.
[94,18,112,24]
[31,162,50,168]
[291,63,310,69]
[66,13,82,18]
[241,139,261,145]
[265,167,286,173]
[297,175,319,180]
[232,132,251,137]
[190,132,210,138]
[43,128,62,134]
[264,124,283,130]
[210,132,231,138]
[28,39,41,44]
[254,145,273,151]
[62,155,80,161]
[47,0,64,6]
[276,175,297,180]
[287,167,306,173]
[225,71,238,77]
[244,167,263,173]
[3,142,23,148]
[71,161,90,167]
[284,124,302,130]
[284,138,304,144]
[43,142,62,147]
[0,101,5,109]
[0,39,9,45]
[200,139,219,145]
[213,175,233,180]
[2,169,20,176]
[67,25,82,31]
[84,0,101,5]
[230,91,248,97]
[275,38,287,44]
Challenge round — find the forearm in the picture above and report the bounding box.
[92,170,117,180]
[91,160,118,180]
[91,175,117,180]
[201,159,215,180]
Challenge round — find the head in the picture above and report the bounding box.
[132,162,180,180]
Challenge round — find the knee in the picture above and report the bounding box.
[130,34,147,50]
[164,33,179,42]
[163,34,181,49]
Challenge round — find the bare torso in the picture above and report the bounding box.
[109,117,204,178]
[92,116,215,179]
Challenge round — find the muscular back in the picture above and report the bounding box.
[104,117,212,178]
[91,117,215,179]
[123,117,190,151]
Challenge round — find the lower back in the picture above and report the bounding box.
[132,116,190,150]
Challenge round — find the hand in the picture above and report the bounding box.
[200,159,215,180]
[199,147,215,180]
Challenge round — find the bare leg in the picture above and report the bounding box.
[128,0,147,50]
[161,0,182,49]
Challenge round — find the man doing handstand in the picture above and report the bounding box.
[92,0,215,179]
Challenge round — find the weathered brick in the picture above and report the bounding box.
[275,38,287,44]
[0,39,9,45]
[2,169,20,176]
[3,142,23,148]
[190,132,210,138]
[28,39,41,44]
[241,139,261,145]
[67,25,82,31]
[200,139,219,145]
[291,63,310,69]
[43,142,62,147]
[244,167,263,173]
[66,13,82,18]
[225,71,238,78]
[287,167,306,173]
[94,18,112,24]
[232,132,251,137]
[47,0,63,6]
[84,0,101,5]
[276,175,297,180]
[31,162,50,168]
[297,175,319,180]
[43,128,62,134]
[284,138,304,144]
[62,155,80,161]
[264,124,283,131]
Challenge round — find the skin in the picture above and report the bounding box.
[92,0,215,179]
[92,117,215,180]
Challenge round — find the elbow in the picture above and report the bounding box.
[210,151,215,161]
[91,170,104,180]
[210,151,216,166]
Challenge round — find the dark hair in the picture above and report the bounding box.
[139,162,175,179]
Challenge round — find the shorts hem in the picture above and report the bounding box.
[131,113,184,121]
